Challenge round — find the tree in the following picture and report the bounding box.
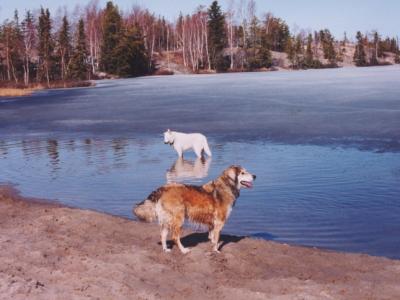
[226,0,235,69]
[69,19,88,80]
[285,36,295,67]
[264,14,290,52]
[21,10,36,85]
[258,29,272,67]
[100,1,122,74]
[395,38,400,64]
[207,1,228,71]
[246,15,260,69]
[1,12,24,83]
[85,0,103,75]
[305,33,313,67]
[38,8,54,86]
[113,25,149,77]
[293,34,304,68]
[395,50,400,64]
[354,31,367,66]
[369,31,379,66]
[57,16,72,81]
[319,29,336,65]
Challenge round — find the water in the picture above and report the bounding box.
[1,66,400,258]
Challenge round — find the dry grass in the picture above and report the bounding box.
[0,88,40,97]
[0,81,93,98]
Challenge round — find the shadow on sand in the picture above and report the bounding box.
[159,232,246,251]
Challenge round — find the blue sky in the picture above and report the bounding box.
[0,0,399,39]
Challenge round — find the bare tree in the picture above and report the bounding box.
[226,0,235,69]
[21,11,36,85]
[85,0,102,75]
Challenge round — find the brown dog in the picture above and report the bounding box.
[133,165,256,253]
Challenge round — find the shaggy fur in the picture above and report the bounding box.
[133,165,256,253]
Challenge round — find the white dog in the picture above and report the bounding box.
[163,129,212,158]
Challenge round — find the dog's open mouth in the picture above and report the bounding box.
[240,181,253,188]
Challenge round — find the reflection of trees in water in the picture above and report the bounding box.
[112,139,129,164]
[166,157,211,183]
[20,140,47,158]
[83,138,94,165]
[0,141,8,158]
[21,141,30,158]
[70,138,130,169]
[47,140,59,163]
[47,140,60,176]
[65,140,76,152]
[213,143,225,161]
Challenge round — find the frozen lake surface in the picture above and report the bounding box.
[1,65,400,150]
[1,66,400,258]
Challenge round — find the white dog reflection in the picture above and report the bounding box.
[166,157,211,183]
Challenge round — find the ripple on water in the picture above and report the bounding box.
[0,138,400,259]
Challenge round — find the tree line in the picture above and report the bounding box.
[1,0,399,86]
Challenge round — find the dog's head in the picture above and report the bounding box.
[163,129,174,145]
[223,165,256,190]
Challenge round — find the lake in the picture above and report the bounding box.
[1,66,400,259]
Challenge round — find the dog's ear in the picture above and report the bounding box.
[226,165,240,183]
[167,129,171,132]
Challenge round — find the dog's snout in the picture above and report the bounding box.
[252,175,256,180]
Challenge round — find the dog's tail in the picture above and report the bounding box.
[203,140,212,157]
[132,189,161,222]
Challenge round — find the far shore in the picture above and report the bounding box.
[1,185,399,299]
[2,64,399,98]
[0,81,94,98]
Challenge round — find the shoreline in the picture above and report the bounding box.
[1,185,399,299]
[0,81,94,98]
[1,64,398,98]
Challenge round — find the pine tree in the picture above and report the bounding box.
[395,38,400,64]
[285,36,295,67]
[305,33,314,67]
[320,29,337,65]
[342,31,348,47]
[257,29,272,68]
[369,31,379,66]
[354,31,367,66]
[100,1,122,74]
[2,11,24,83]
[395,51,400,64]
[207,1,228,72]
[69,19,88,80]
[57,16,72,81]
[294,34,304,68]
[264,15,290,52]
[113,25,149,77]
[38,8,54,86]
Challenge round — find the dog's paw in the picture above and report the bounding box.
[181,247,191,254]
[163,248,171,253]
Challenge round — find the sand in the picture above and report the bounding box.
[1,186,399,300]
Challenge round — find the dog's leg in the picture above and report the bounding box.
[194,146,202,158]
[211,222,224,253]
[171,219,190,254]
[175,146,183,158]
[160,225,171,252]
[208,225,214,241]
[175,234,190,254]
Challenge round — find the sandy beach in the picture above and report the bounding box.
[0,186,399,299]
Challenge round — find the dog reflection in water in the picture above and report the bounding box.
[166,157,211,183]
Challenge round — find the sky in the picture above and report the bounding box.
[0,0,399,39]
